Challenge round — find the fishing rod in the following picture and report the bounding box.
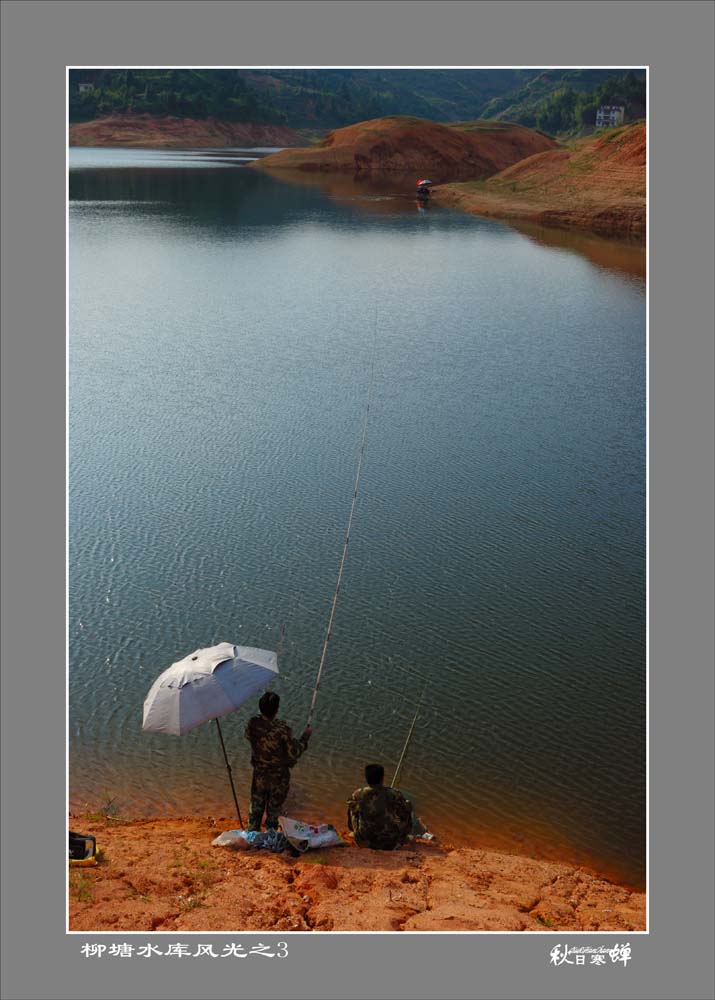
[305,320,378,729]
[275,579,308,676]
[391,686,425,788]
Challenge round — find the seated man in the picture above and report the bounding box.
[347,763,413,850]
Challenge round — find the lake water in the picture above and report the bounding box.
[69,147,646,887]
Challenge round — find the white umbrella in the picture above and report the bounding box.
[142,642,278,825]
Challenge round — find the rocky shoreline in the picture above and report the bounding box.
[433,184,645,242]
[433,123,646,242]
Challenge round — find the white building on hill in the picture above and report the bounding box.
[596,105,625,129]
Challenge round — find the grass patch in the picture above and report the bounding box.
[84,793,121,823]
[384,115,426,125]
[452,180,488,193]
[178,895,203,912]
[194,867,219,889]
[451,124,508,134]
[598,125,629,144]
[535,915,554,927]
[70,873,94,904]
[448,119,510,132]
[295,128,327,146]
[567,154,595,174]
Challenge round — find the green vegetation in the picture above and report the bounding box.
[244,69,527,126]
[69,69,286,124]
[178,895,203,912]
[70,872,93,903]
[69,69,644,134]
[83,792,121,823]
[449,120,512,133]
[480,69,646,136]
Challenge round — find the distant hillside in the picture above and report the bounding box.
[433,122,646,240]
[69,68,642,134]
[481,69,646,133]
[236,69,529,126]
[252,116,556,181]
[69,69,286,125]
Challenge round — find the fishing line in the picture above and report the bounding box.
[276,584,303,663]
[305,316,378,728]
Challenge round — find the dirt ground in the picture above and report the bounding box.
[253,115,556,180]
[69,815,646,933]
[69,114,301,148]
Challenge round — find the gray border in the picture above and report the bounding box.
[2,2,713,999]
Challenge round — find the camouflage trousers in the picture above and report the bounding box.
[247,768,291,831]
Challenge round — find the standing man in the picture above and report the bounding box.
[244,691,311,831]
[347,763,413,850]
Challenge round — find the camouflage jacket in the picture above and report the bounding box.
[244,716,308,773]
[346,785,413,850]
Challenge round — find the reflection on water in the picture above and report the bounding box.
[511,220,646,281]
[257,167,648,278]
[68,146,284,169]
[256,167,431,216]
[69,148,646,887]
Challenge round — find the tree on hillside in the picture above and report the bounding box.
[537,87,579,134]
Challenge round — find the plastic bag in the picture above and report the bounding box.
[279,816,346,853]
[211,829,252,849]
[212,828,288,852]
[410,814,436,841]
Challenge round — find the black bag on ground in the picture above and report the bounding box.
[69,831,96,862]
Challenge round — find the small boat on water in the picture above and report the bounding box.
[416,178,433,201]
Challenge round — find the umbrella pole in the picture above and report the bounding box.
[214,718,243,828]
